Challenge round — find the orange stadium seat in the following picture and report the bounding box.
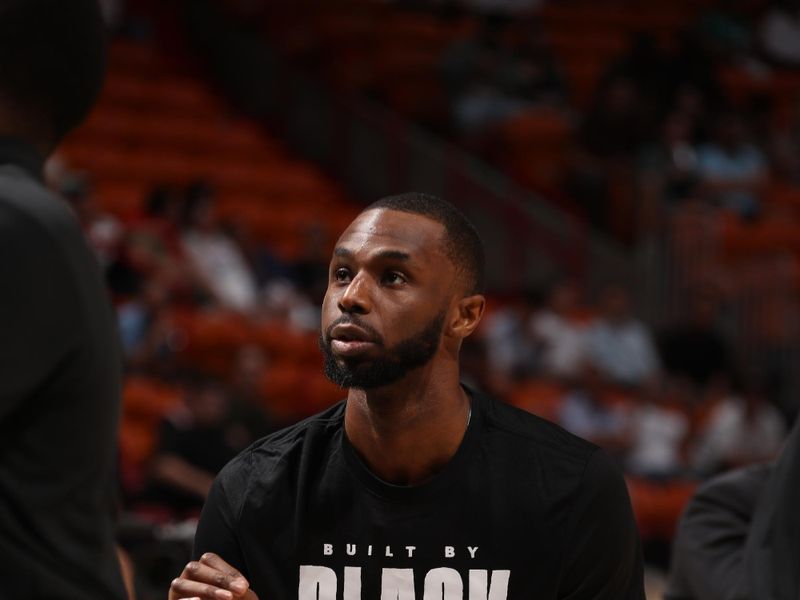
[118,376,182,492]
[507,378,566,423]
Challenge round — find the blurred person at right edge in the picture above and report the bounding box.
[666,417,800,599]
[0,0,127,598]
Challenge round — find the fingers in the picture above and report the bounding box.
[168,553,251,600]
[197,553,247,585]
[170,576,236,599]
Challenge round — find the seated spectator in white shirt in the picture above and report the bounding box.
[627,378,691,479]
[586,283,659,387]
[482,292,541,387]
[179,182,259,313]
[530,279,591,381]
[691,371,786,475]
[696,112,768,220]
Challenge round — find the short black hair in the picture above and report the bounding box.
[0,0,107,142]
[365,192,486,295]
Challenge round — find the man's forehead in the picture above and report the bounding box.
[334,209,446,257]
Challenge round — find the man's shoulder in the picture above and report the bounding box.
[478,391,599,466]
[215,401,346,492]
[0,165,82,251]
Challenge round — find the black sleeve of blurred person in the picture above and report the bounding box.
[0,155,125,597]
[665,464,771,600]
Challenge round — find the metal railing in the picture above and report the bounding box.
[186,3,634,295]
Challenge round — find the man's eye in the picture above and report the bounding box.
[334,268,351,283]
[382,272,406,286]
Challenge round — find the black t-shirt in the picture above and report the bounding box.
[0,142,125,598]
[194,391,644,599]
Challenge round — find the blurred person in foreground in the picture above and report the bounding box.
[0,0,127,597]
[168,193,644,599]
[667,415,800,599]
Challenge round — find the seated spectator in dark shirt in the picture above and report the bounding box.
[638,111,701,209]
[658,286,732,391]
[441,15,564,135]
[147,373,263,517]
[604,33,670,122]
[228,344,278,436]
[567,76,652,228]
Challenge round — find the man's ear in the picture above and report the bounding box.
[449,294,486,340]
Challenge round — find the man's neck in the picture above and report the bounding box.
[343,367,471,486]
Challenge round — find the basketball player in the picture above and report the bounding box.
[169,194,644,599]
[0,1,126,597]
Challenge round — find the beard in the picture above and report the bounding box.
[320,310,446,390]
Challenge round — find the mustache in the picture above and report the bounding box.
[323,315,384,346]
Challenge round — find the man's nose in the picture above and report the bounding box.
[338,273,371,315]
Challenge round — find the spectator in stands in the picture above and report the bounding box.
[768,93,800,185]
[604,33,670,123]
[457,0,543,15]
[626,378,691,479]
[482,290,541,390]
[580,76,652,162]
[696,111,768,220]
[567,76,651,228]
[638,111,701,229]
[292,221,332,304]
[690,370,786,476]
[179,181,260,313]
[107,185,193,303]
[665,29,727,117]
[658,285,732,392]
[440,14,563,134]
[529,279,590,382]
[116,278,176,369]
[693,2,754,67]
[62,176,124,269]
[586,283,660,388]
[139,184,184,254]
[558,369,631,457]
[228,344,277,437]
[147,374,249,517]
[758,0,800,67]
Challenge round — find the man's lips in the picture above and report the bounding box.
[329,323,379,357]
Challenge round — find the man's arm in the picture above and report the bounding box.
[169,468,256,600]
[665,464,771,600]
[558,449,645,599]
[0,204,77,420]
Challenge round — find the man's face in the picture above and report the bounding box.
[320,209,455,389]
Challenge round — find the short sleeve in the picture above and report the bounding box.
[558,450,645,599]
[193,460,249,578]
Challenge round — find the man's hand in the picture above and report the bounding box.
[169,552,259,600]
